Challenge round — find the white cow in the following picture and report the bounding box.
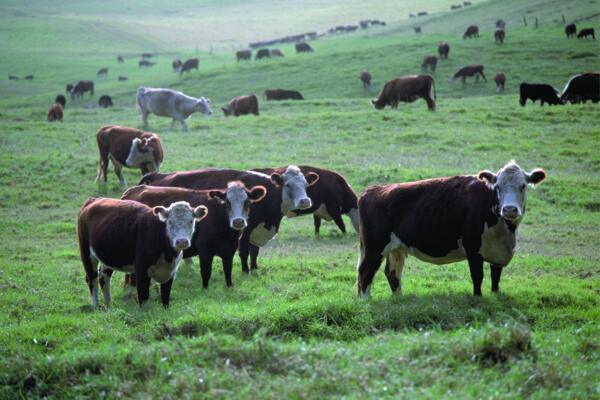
[136,87,212,130]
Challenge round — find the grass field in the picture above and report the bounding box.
[1,0,599,398]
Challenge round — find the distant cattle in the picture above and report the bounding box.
[494,72,506,92]
[495,29,505,44]
[98,95,113,108]
[414,26,422,34]
[264,89,304,101]
[270,48,284,57]
[360,69,372,91]
[222,94,259,117]
[496,19,506,29]
[295,42,314,53]
[577,28,595,39]
[141,53,154,59]
[463,25,479,39]
[255,49,271,60]
[138,60,155,68]
[121,182,267,288]
[55,94,66,108]
[9,75,19,80]
[172,59,182,71]
[421,55,438,72]
[47,103,63,122]
[565,24,577,38]
[372,74,436,111]
[77,197,207,307]
[451,5,462,10]
[136,87,212,130]
[356,161,547,298]
[95,125,164,186]
[70,80,94,99]
[97,68,108,76]
[409,13,416,18]
[118,75,128,81]
[519,83,563,106]
[452,65,486,83]
[438,42,450,59]
[179,58,199,75]
[560,72,600,104]
[463,1,472,5]
[117,56,124,63]
[236,50,252,61]
[24,75,34,80]
[418,11,428,16]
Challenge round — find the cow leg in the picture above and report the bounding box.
[480,71,487,82]
[96,153,109,183]
[357,248,383,298]
[467,254,484,296]
[142,112,149,128]
[425,96,436,111]
[461,76,466,84]
[199,252,214,289]
[114,164,127,186]
[98,265,114,305]
[327,203,347,233]
[385,249,406,296]
[490,264,503,292]
[82,251,100,307]
[222,256,234,287]
[475,74,480,83]
[250,244,260,270]
[313,215,322,235]
[238,234,251,273]
[159,278,174,307]
[180,120,188,131]
[134,265,151,306]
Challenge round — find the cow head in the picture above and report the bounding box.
[196,97,212,115]
[221,105,233,117]
[478,161,546,224]
[126,136,158,168]
[153,201,208,251]
[270,165,319,212]
[209,181,267,230]
[371,98,386,109]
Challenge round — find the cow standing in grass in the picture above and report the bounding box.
[136,87,212,130]
[452,65,486,83]
[565,24,576,38]
[421,55,437,72]
[494,30,505,44]
[47,103,63,122]
[519,83,563,106]
[372,75,436,111]
[463,25,479,39]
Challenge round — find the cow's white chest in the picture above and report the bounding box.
[479,221,515,266]
[313,204,333,221]
[108,154,124,168]
[148,252,183,284]
[381,233,466,265]
[249,223,277,247]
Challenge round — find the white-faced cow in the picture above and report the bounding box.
[136,87,212,130]
[357,161,547,298]
[122,181,267,288]
[139,166,319,272]
[77,198,208,307]
[95,125,163,186]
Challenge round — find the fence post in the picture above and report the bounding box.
[523,16,527,26]
[562,14,566,24]
[535,17,539,27]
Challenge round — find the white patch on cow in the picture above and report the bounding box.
[381,233,403,256]
[280,165,312,213]
[245,170,271,179]
[249,223,277,247]
[381,233,466,265]
[157,201,200,250]
[478,221,515,266]
[125,138,156,168]
[313,204,332,221]
[347,208,360,233]
[148,252,183,284]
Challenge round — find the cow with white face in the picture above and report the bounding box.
[357,161,547,298]
[136,87,212,130]
[77,198,208,307]
[269,165,318,212]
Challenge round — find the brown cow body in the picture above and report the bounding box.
[519,83,563,106]
[438,43,450,59]
[463,25,479,39]
[360,70,372,91]
[270,49,284,57]
[295,42,314,53]
[452,65,486,83]
[97,68,108,76]
[222,94,259,116]
[179,58,199,74]
[255,49,271,60]
[70,80,94,99]
[494,72,506,92]
[371,75,436,111]
[577,28,595,39]
[98,95,113,108]
[47,103,63,122]
[494,29,505,44]
[421,55,438,72]
[264,89,304,100]
[236,50,252,61]
[565,24,576,38]
[138,60,155,67]
[95,125,163,186]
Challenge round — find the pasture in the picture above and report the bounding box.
[1,0,599,398]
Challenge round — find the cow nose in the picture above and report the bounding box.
[298,198,312,210]
[175,239,190,250]
[231,218,247,230]
[502,206,519,220]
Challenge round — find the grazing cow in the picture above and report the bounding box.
[24,75,34,80]
[418,11,428,16]
[270,49,284,57]
[494,72,506,92]
[451,5,462,10]
[222,94,259,117]
[70,80,94,99]
[117,56,124,63]
[255,49,271,60]
[55,94,66,108]
[421,55,438,72]
[139,166,319,272]
[138,60,155,67]
[295,42,314,53]
[172,59,182,72]
[414,26,422,34]
[371,75,436,111]
[253,166,358,234]
[495,29,505,44]
[95,125,164,186]
[452,65,487,83]
[179,58,199,75]
[438,42,450,59]
[360,70,372,91]
[463,1,472,5]
[463,25,479,39]
[357,161,547,298]
[577,28,595,39]
[9,75,19,80]
[264,89,304,101]
[520,83,563,106]
[409,13,416,18]
[136,87,212,130]
[98,95,113,108]
[560,72,600,104]
[118,75,128,81]
[47,103,63,122]
[66,84,74,94]
[121,182,267,288]
[565,23,577,38]
[236,50,252,61]
[97,68,108,76]
[141,53,154,59]
[77,197,208,307]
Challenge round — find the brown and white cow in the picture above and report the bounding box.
[121,181,266,288]
[421,55,438,72]
[360,70,372,91]
[77,197,208,307]
[356,161,547,298]
[95,125,163,186]
[451,65,487,83]
[371,75,436,111]
[264,89,304,101]
[222,94,259,117]
[139,166,319,272]
[47,103,63,122]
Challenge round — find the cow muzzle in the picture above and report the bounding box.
[175,238,191,250]
[231,218,247,230]
[501,206,520,221]
[297,198,312,210]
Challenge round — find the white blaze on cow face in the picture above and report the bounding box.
[153,201,208,251]
[478,161,547,223]
[272,165,319,213]
[210,182,267,230]
[197,97,212,115]
[126,137,156,168]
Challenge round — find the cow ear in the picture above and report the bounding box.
[477,170,497,185]
[248,185,267,203]
[153,206,169,221]
[305,172,320,187]
[193,205,208,221]
[270,173,284,186]
[526,168,547,186]
[209,190,227,204]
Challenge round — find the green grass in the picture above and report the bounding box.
[1,0,600,398]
